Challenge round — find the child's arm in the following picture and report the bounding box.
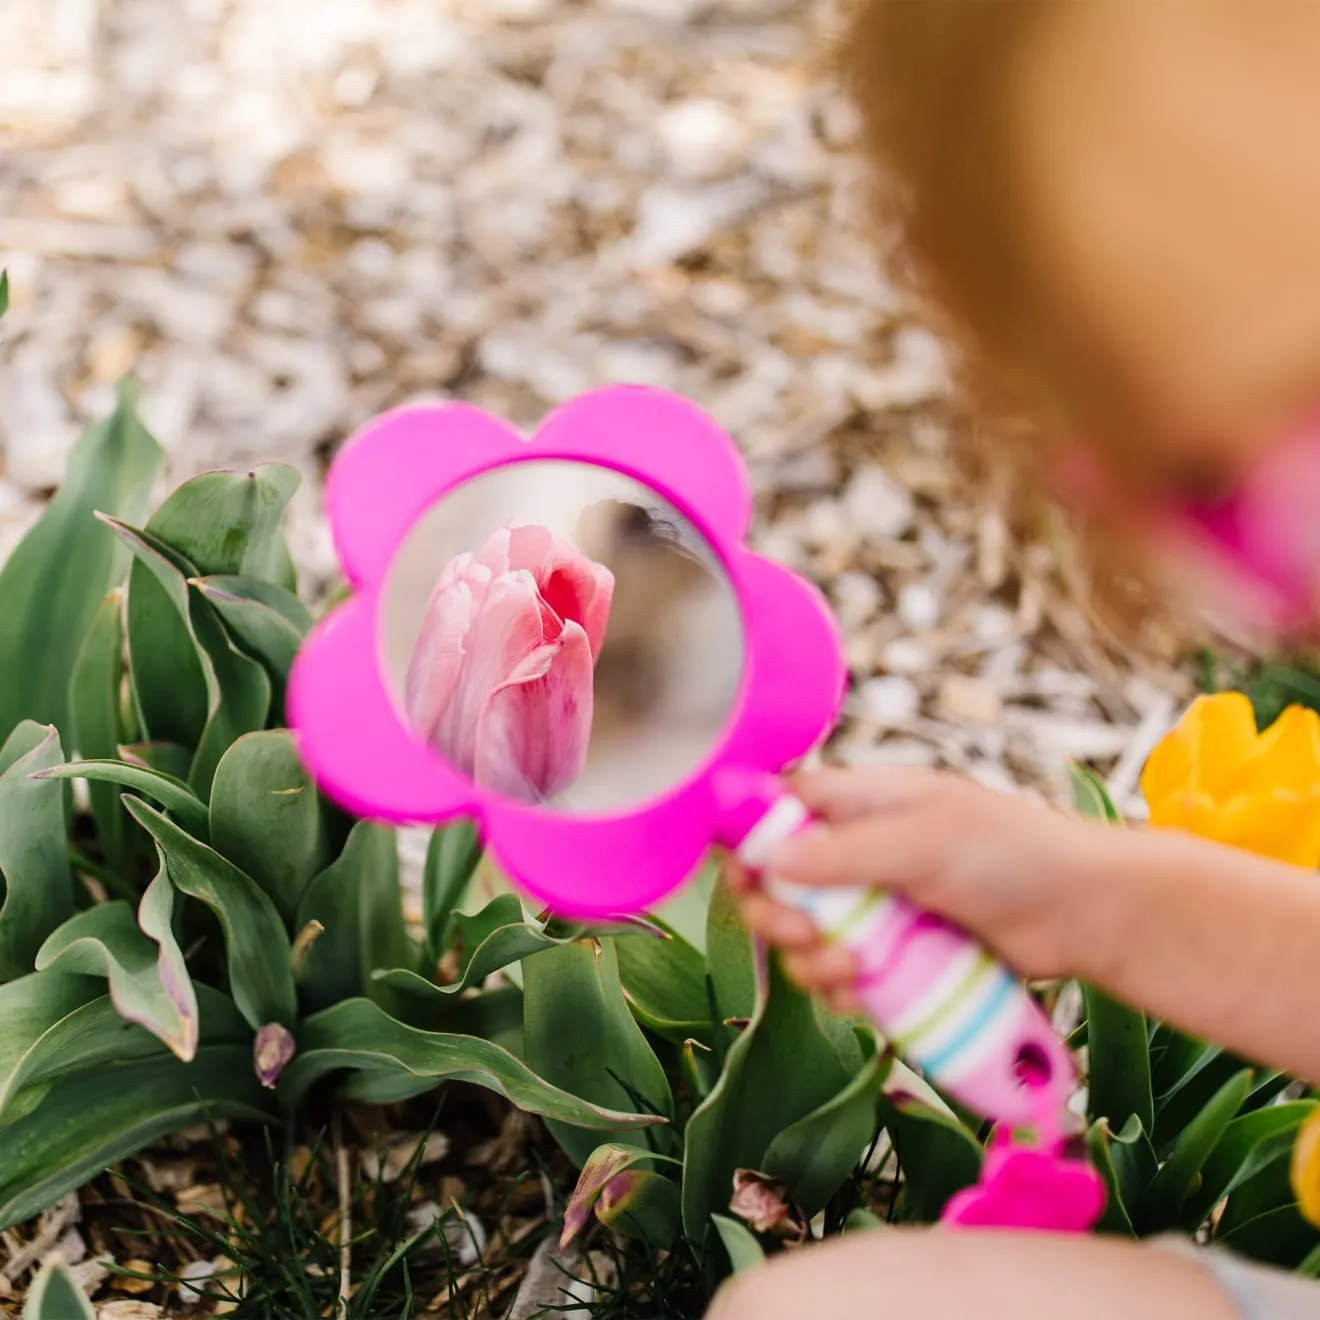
[736,767,1320,1087]
[1076,825,1320,1085]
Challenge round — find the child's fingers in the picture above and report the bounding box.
[736,891,820,949]
[768,815,934,894]
[782,941,857,992]
[789,766,933,821]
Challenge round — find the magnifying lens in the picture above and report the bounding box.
[288,386,1076,1129]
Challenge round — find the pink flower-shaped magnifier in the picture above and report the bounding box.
[288,386,847,919]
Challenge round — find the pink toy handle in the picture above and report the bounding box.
[715,771,1075,1128]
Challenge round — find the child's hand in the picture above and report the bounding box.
[724,767,1094,1013]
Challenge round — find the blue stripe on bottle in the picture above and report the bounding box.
[917,968,1019,1075]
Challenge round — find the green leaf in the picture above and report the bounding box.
[1085,1113,1158,1236]
[117,518,209,750]
[67,589,133,872]
[0,272,8,321]
[710,1214,766,1275]
[295,821,412,1012]
[1138,1068,1253,1233]
[23,1258,95,1320]
[35,878,199,1061]
[654,857,717,954]
[705,875,756,1027]
[681,954,854,1238]
[421,822,483,964]
[145,465,300,590]
[0,1043,275,1230]
[615,919,712,1045]
[278,997,664,1135]
[764,1050,890,1217]
[0,724,74,979]
[1182,1101,1317,1231]
[877,1061,983,1222]
[1083,983,1155,1135]
[844,1208,884,1233]
[0,977,247,1122]
[0,379,162,746]
[379,910,557,1026]
[194,575,309,711]
[1216,1139,1319,1267]
[523,939,675,1167]
[1069,763,1123,824]
[561,1143,684,1249]
[209,731,329,919]
[120,741,193,780]
[35,759,209,842]
[595,1169,683,1249]
[186,591,273,797]
[125,798,296,1029]
[110,518,272,794]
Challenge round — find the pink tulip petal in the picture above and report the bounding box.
[506,522,615,658]
[406,563,486,743]
[475,621,594,801]
[429,570,547,774]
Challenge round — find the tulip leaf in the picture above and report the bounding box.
[681,954,855,1239]
[764,1046,889,1216]
[35,759,210,842]
[1183,1102,1317,1231]
[614,918,712,1045]
[194,575,310,710]
[876,1061,983,1222]
[844,1208,884,1233]
[23,1258,96,1320]
[561,1143,684,1249]
[1139,1068,1253,1233]
[0,975,247,1123]
[0,724,75,979]
[705,875,756,1028]
[67,589,135,873]
[523,938,675,1167]
[143,465,299,591]
[1084,1113,1158,1236]
[278,997,664,1136]
[1083,983,1155,1137]
[653,857,717,954]
[1069,763,1124,825]
[1216,1138,1319,1267]
[120,740,194,781]
[295,821,413,1013]
[421,821,483,964]
[186,591,273,797]
[377,916,557,1027]
[124,798,296,1030]
[113,516,210,752]
[209,731,330,920]
[0,379,162,748]
[109,517,272,795]
[710,1214,765,1275]
[594,1169,683,1249]
[35,876,199,1061]
[0,1043,275,1230]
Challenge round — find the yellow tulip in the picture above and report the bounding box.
[1291,1107,1320,1228]
[1139,693,1320,868]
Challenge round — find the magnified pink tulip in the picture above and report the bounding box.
[405,523,614,803]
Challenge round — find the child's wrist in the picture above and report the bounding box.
[1047,817,1138,986]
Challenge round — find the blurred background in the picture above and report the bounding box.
[0,0,1187,812]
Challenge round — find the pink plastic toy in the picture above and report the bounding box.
[288,385,1101,1228]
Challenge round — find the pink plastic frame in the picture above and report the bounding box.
[288,386,848,919]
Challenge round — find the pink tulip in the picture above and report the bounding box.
[405,522,614,803]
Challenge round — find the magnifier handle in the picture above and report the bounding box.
[720,777,1075,1128]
